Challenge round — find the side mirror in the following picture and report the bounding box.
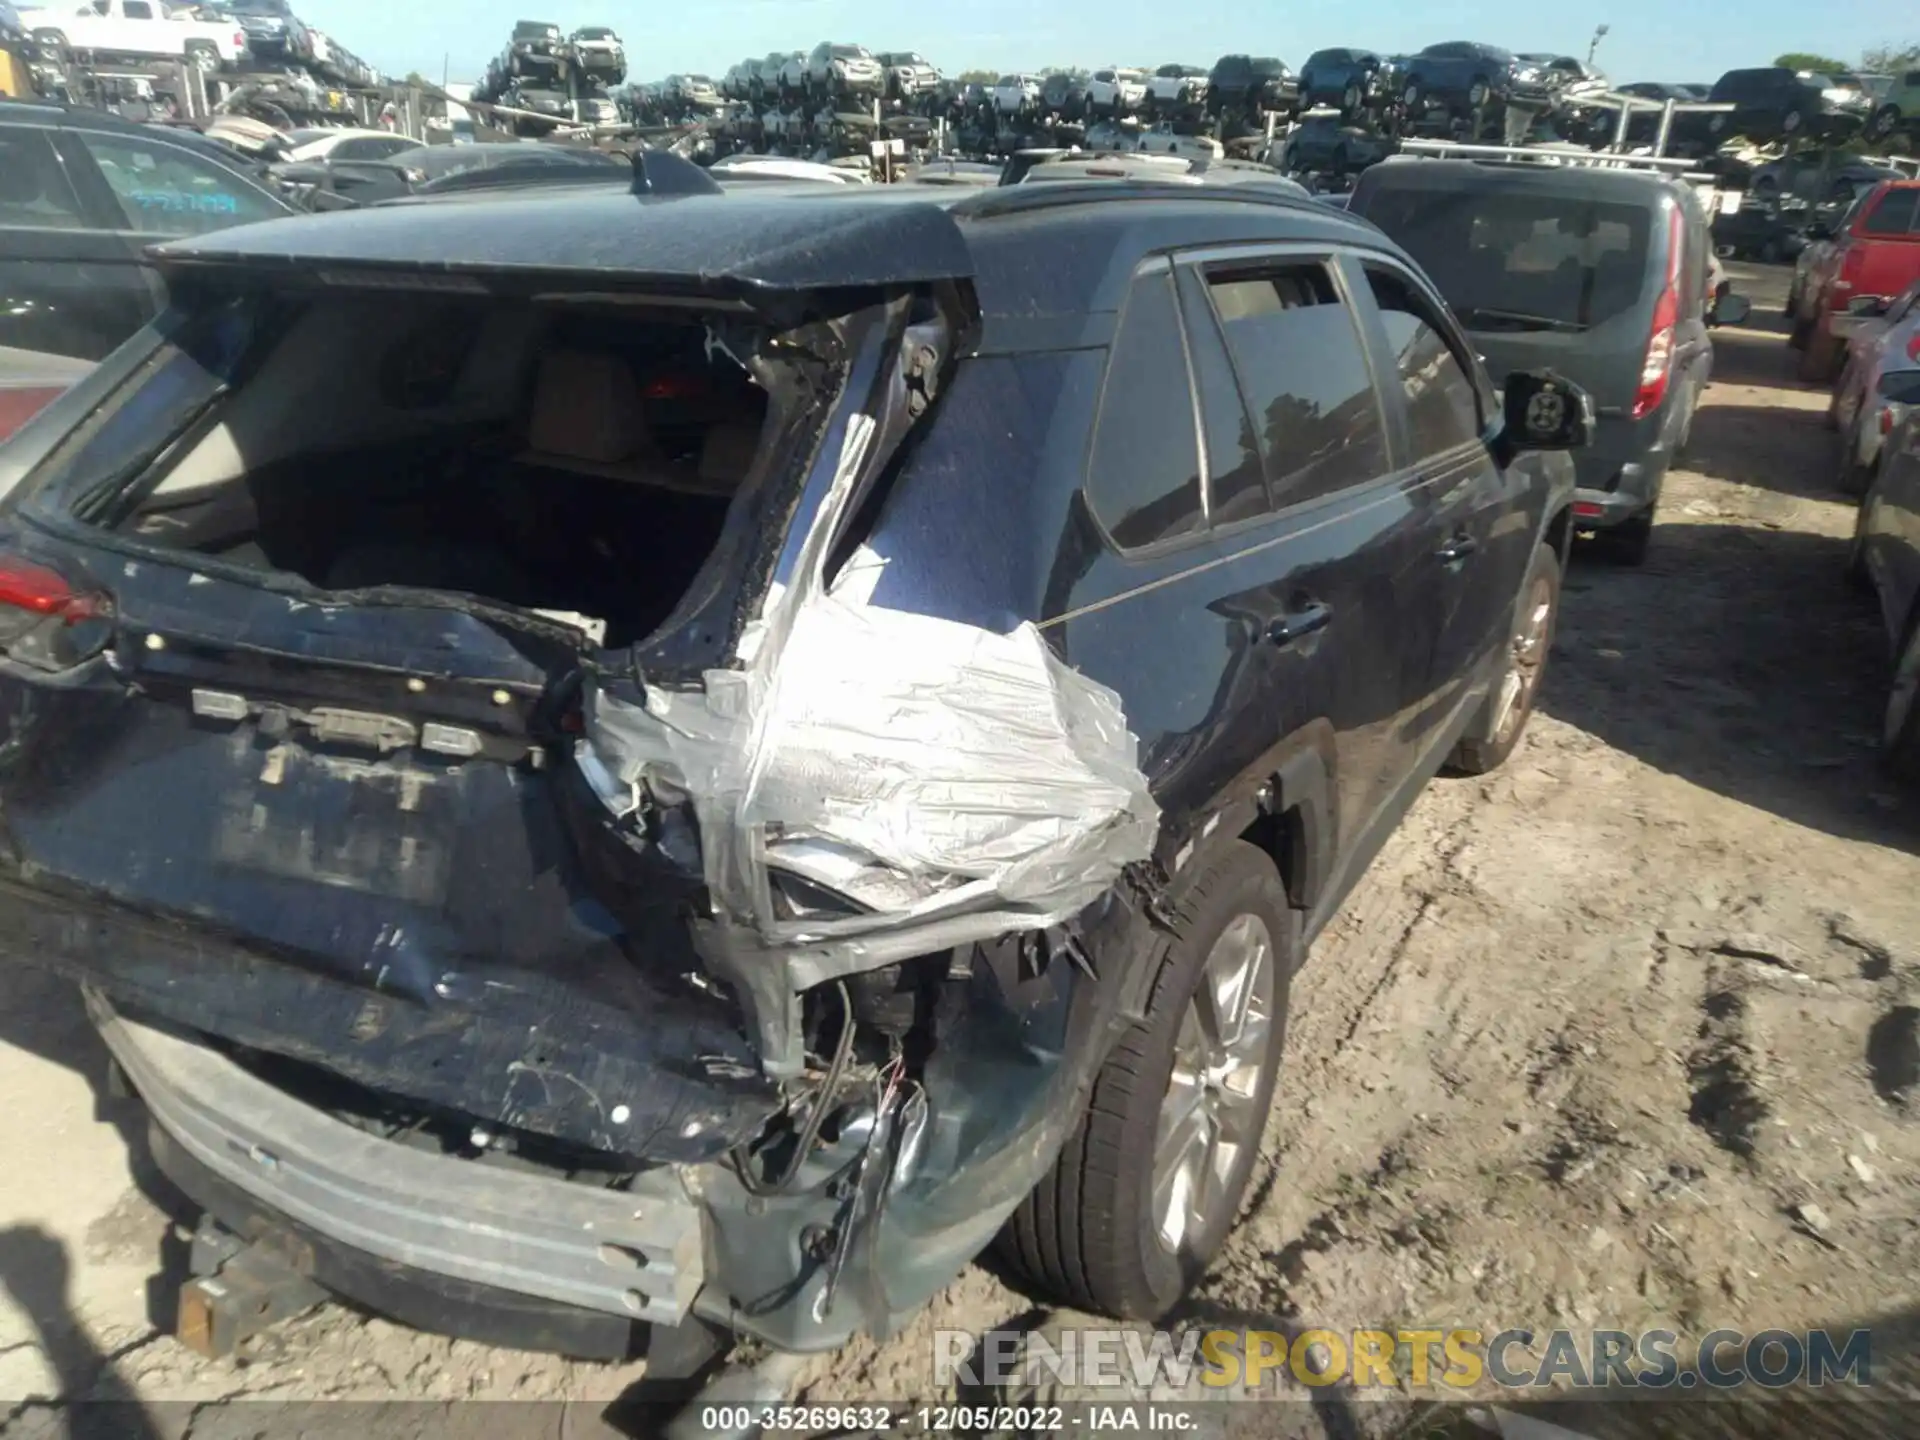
[1847,294,1891,317]
[1502,370,1595,452]
[1709,291,1752,327]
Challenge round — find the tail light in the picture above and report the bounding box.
[234,30,244,48]
[0,556,112,670]
[1833,246,1865,300]
[1633,206,1685,420]
[1907,331,1920,363]
[1883,406,1898,436]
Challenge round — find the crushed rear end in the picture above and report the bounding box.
[0,189,1157,1356]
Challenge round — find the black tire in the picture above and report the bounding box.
[1403,80,1423,113]
[1782,108,1804,135]
[1846,485,1876,593]
[1826,365,1850,431]
[998,842,1295,1320]
[1445,541,1562,775]
[184,40,219,74]
[1342,83,1361,113]
[1867,105,1901,143]
[1467,78,1490,108]
[1600,509,1655,567]
[1798,329,1841,383]
[1885,609,1920,782]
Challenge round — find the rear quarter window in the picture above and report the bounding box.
[1863,189,1920,236]
[1085,270,1204,550]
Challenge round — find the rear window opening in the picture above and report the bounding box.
[1359,188,1655,331]
[31,286,822,652]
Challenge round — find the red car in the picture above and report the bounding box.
[0,345,94,442]
[1794,179,1920,382]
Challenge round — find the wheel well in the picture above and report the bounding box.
[1238,804,1306,910]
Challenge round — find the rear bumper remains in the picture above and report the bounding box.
[91,990,703,1327]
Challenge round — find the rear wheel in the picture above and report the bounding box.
[1884,611,1920,781]
[1341,83,1361,112]
[1781,108,1804,135]
[1403,80,1423,113]
[1867,104,1902,143]
[1446,541,1562,774]
[185,40,219,74]
[999,842,1293,1319]
[1798,327,1841,383]
[1846,482,1876,592]
[1467,78,1491,107]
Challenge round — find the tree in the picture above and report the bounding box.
[1772,52,1849,73]
[1861,42,1920,73]
[956,69,997,84]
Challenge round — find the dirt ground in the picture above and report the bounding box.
[6,262,1920,1438]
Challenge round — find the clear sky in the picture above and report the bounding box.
[297,0,1918,89]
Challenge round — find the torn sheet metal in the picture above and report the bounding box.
[582,399,1158,1037]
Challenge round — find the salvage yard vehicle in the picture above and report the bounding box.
[20,0,246,74]
[1847,401,1920,777]
[0,155,1591,1376]
[1793,180,1920,382]
[269,139,625,205]
[805,41,881,100]
[1864,68,1920,143]
[505,18,562,79]
[1297,48,1382,116]
[1039,70,1088,123]
[990,71,1040,115]
[569,26,624,83]
[1275,113,1395,179]
[1399,42,1552,118]
[1352,155,1747,564]
[1088,66,1147,116]
[223,0,310,64]
[1143,62,1208,120]
[1832,281,1920,492]
[1204,54,1297,127]
[1706,66,1871,144]
[0,98,289,360]
[876,51,938,107]
[1749,154,1904,205]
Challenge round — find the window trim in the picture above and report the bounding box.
[1081,256,1214,561]
[1178,242,1396,524]
[1349,249,1496,455]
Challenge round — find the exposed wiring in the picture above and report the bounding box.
[733,979,854,1198]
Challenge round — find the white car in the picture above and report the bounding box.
[284,127,416,163]
[1144,63,1209,114]
[570,26,625,83]
[1834,281,1920,490]
[806,41,883,97]
[1088,66,1148,115]
[19,0,246,72]
[991,72,1042,114]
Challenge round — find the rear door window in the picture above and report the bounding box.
[0,128,90,230]
[70,132,285,236]
[1202,260,1388,508]
[1085,268,1204,550]
[1358,185,1654,330]
[1864,188,1920,235]
[1363,264,1483,463]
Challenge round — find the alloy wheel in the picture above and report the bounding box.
[1492,573,1555,744]
[1152,914,1275,1254]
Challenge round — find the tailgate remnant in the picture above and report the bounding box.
[586,399,1160,1075]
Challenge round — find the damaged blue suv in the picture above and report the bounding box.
[0,156,1588,1373]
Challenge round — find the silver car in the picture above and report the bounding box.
[1849,398,1920,778]
[1834,282,1920,490]
[806,41,883,97]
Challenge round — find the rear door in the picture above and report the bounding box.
[1168,245,1443,864]
[0,124,160,362]
[1347,255,1520,727]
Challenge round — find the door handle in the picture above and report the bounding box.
[1266,601,1333,647]
[1435,532,1479,564]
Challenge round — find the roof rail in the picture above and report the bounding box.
[1389,138,1716,184]
[957,177,1327,221]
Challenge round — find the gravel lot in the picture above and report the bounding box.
[6,262,1920,1438]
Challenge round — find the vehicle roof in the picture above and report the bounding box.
[1360,157,1688,202]
[152,179,1395,321]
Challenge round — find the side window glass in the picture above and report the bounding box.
[71,133,284,235]
[1204,261,1388,507]
[1865,188,1919,236]
[1364,264,1483,462]
[0,129,90,231]
[1086,270,1204,550]
[122,0,150,15]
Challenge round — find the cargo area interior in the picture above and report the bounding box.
[99,290,778,648]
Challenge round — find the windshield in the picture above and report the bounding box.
[575,27,612,39]
[830,45,867,58]
[1359,186,1655,330]
[230,0,290,13]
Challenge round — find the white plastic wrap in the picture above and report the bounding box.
[582,407,1158,976]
